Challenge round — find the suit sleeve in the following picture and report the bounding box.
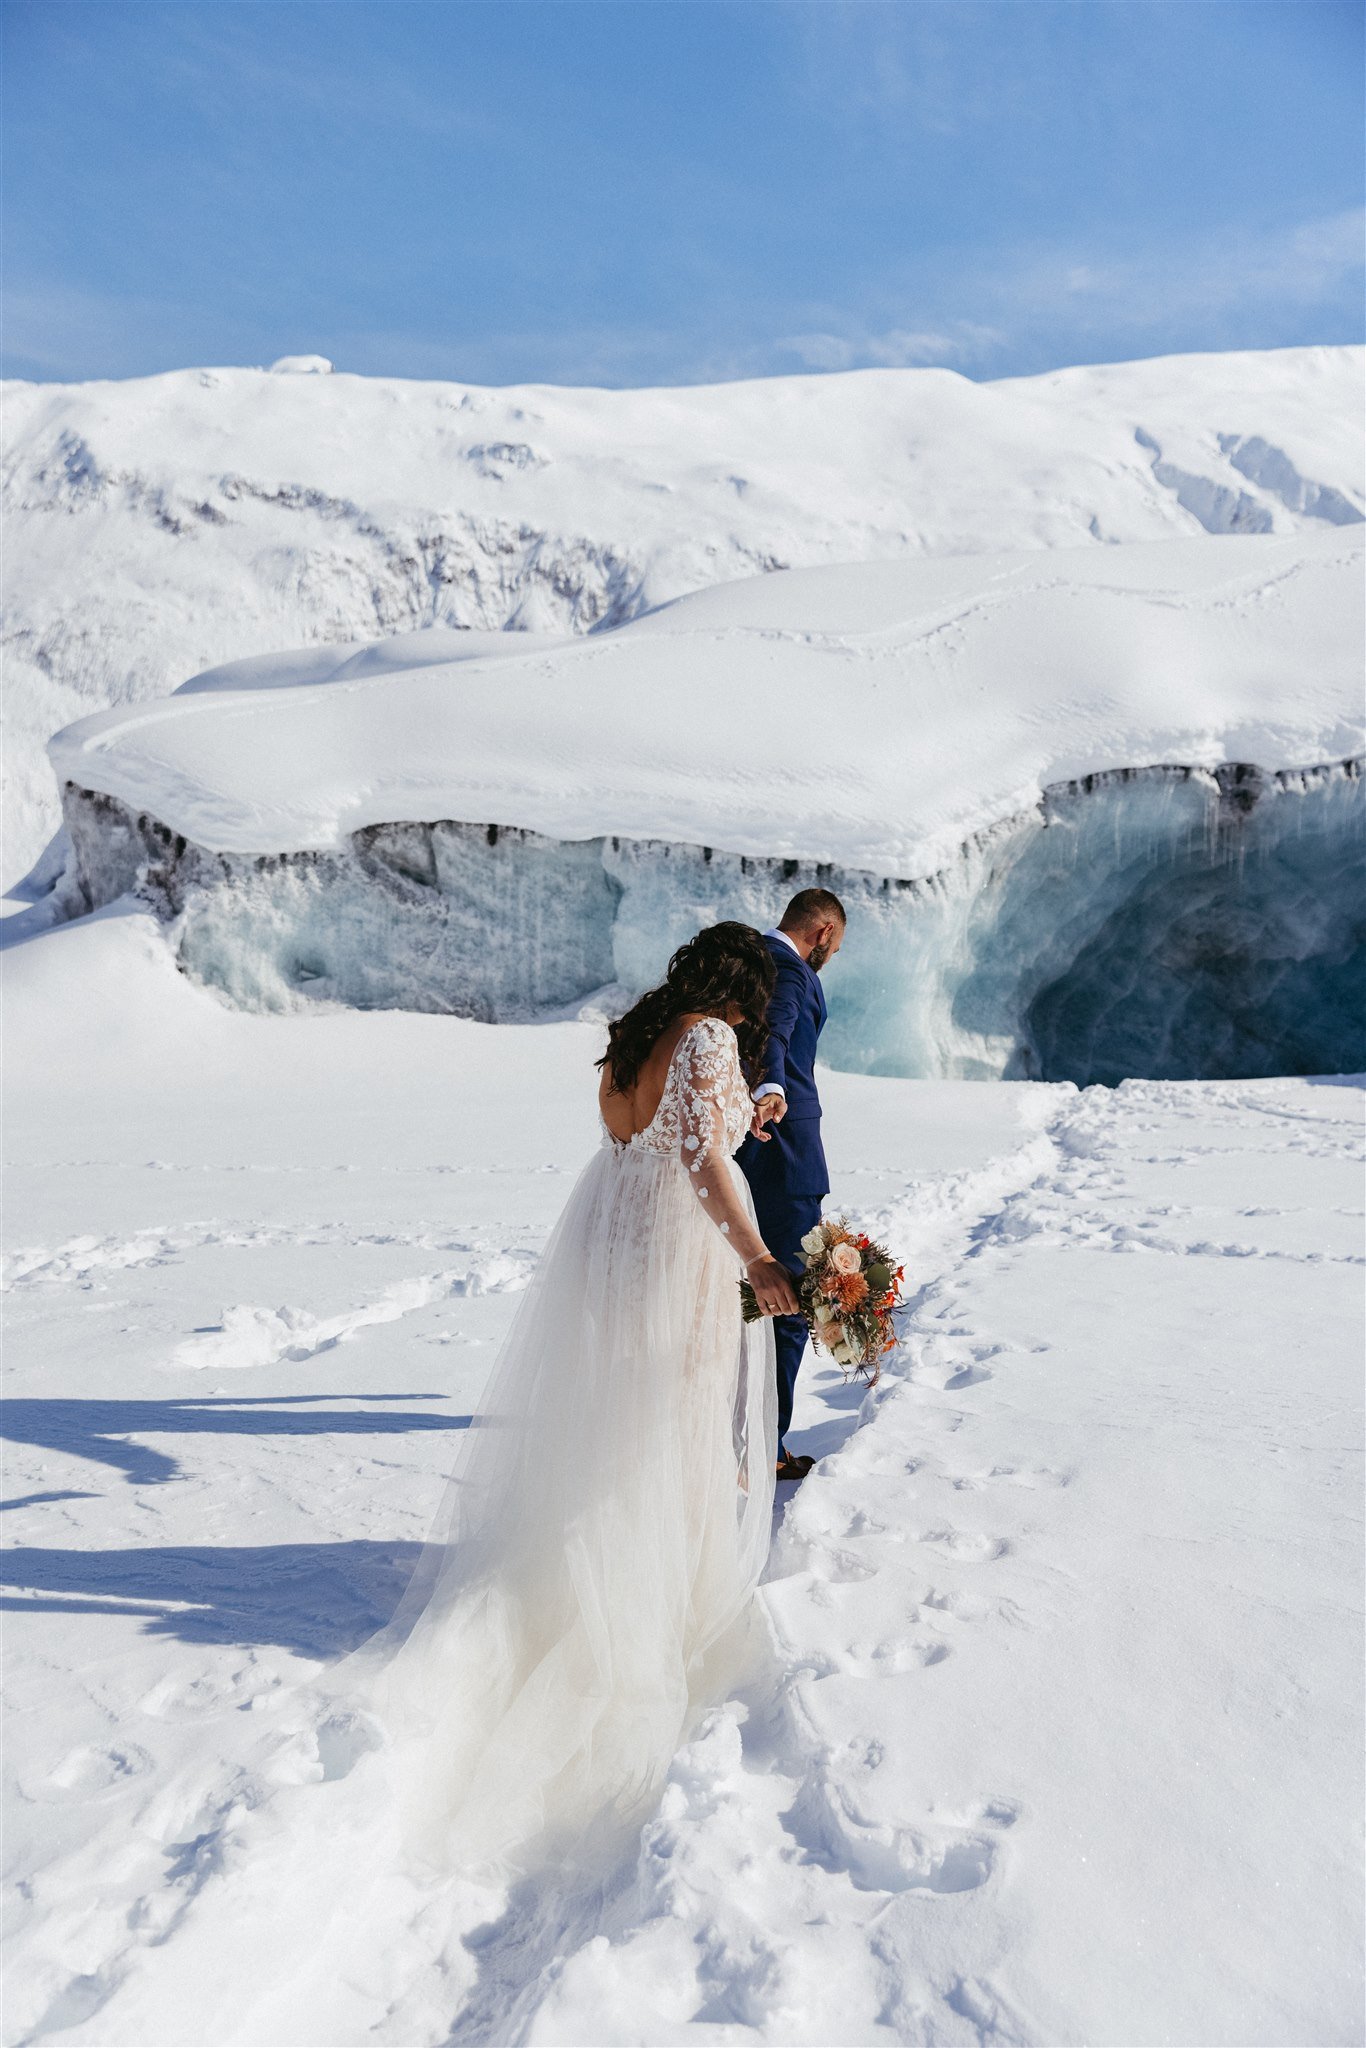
[759,961,804,1096]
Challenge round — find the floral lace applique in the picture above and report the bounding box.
[625,1016,752,1163]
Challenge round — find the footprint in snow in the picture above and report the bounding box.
[268,1708,384,1785]
[869,1636,953,1672]
[139,1664,278,1720]
[809,1545,880,1585]
[909,1336,1007,1392]
[920,1586,993,1621]
[916,1528,1010,1562]
[951,1463,1071,1492]
[35,1742,153,1799]
[942,1360,994,1390]
[784,1776,1018,1896]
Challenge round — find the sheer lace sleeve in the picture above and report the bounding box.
[676,1019,768,1267]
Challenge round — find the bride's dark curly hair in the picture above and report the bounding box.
[597,922,776,1095]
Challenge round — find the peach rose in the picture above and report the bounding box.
[830,1242,861,1275]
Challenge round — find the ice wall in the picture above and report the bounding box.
[60,760,1365,1084]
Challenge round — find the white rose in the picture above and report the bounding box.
[800,1227,826,1256]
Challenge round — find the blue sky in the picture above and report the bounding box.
[3,0,1362,387]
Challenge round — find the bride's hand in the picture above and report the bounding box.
[746,1255,799,1317]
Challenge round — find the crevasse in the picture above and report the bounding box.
[60,759,1365,1086]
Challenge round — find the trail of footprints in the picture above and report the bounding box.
[640,1270,1048,2046]
[747,1074,1359,2017]
[765,1291,1054,1932]
[1,1219,542,1293]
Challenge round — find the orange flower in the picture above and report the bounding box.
[831,1270,869,1310]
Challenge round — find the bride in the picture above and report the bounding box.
[325,921,801,1880]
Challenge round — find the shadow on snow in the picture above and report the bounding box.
[0,1538,426,1656]
[2,1391,471,1487]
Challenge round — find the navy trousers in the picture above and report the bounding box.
[750,1187,824,1455]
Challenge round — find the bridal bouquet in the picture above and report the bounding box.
[740,1214,903,1381]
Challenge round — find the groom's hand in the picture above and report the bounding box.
[750,1094,787,1140]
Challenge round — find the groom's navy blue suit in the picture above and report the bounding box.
[736,932,828,1458]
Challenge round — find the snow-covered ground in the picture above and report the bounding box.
[4,343,1362,884]
[5,340,1363,2045]
[4,906,1362,2046]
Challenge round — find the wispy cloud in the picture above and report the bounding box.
[6,205,1360,391]
[750,209,1366,384]
[786,0,1021,141]
[773,322,1005,374]
[988,206,1366,341]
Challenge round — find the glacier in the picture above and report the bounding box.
[59,755,1364,1086]
[43,532,1366,1085]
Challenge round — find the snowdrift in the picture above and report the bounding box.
[51,530,1365,1084]
[4,342,1362,882]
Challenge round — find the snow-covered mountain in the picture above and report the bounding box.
[4,344,1362,886]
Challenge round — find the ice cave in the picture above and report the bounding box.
[60,755,1365,1088]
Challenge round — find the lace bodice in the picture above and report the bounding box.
[609,1016,753,1160]
[600,1017,761,1258]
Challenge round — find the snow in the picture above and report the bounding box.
[3,904,1362,2044]
[5,340,1364,2044]
[47,529,1364,874]
[5,343,1362,884]
[44,530,1365,1086]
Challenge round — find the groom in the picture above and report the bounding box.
[737,888,846,1483]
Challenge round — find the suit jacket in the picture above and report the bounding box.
[736,933,829,1202]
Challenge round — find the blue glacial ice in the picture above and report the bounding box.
[60,757,1364,1085]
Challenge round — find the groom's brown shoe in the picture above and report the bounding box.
[776,1453,815,1483]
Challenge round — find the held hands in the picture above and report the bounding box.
[744,1253,799,1317]
[750,1093,787,1142]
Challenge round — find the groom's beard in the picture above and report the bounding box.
[807,936,839,971]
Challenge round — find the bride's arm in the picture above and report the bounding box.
[678,1025,799,1317]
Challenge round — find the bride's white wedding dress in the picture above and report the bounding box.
[326,1016,778,1878]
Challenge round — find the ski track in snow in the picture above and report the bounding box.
[6,1072,1361,2046]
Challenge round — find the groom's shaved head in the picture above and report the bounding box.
[779,888,846,934]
